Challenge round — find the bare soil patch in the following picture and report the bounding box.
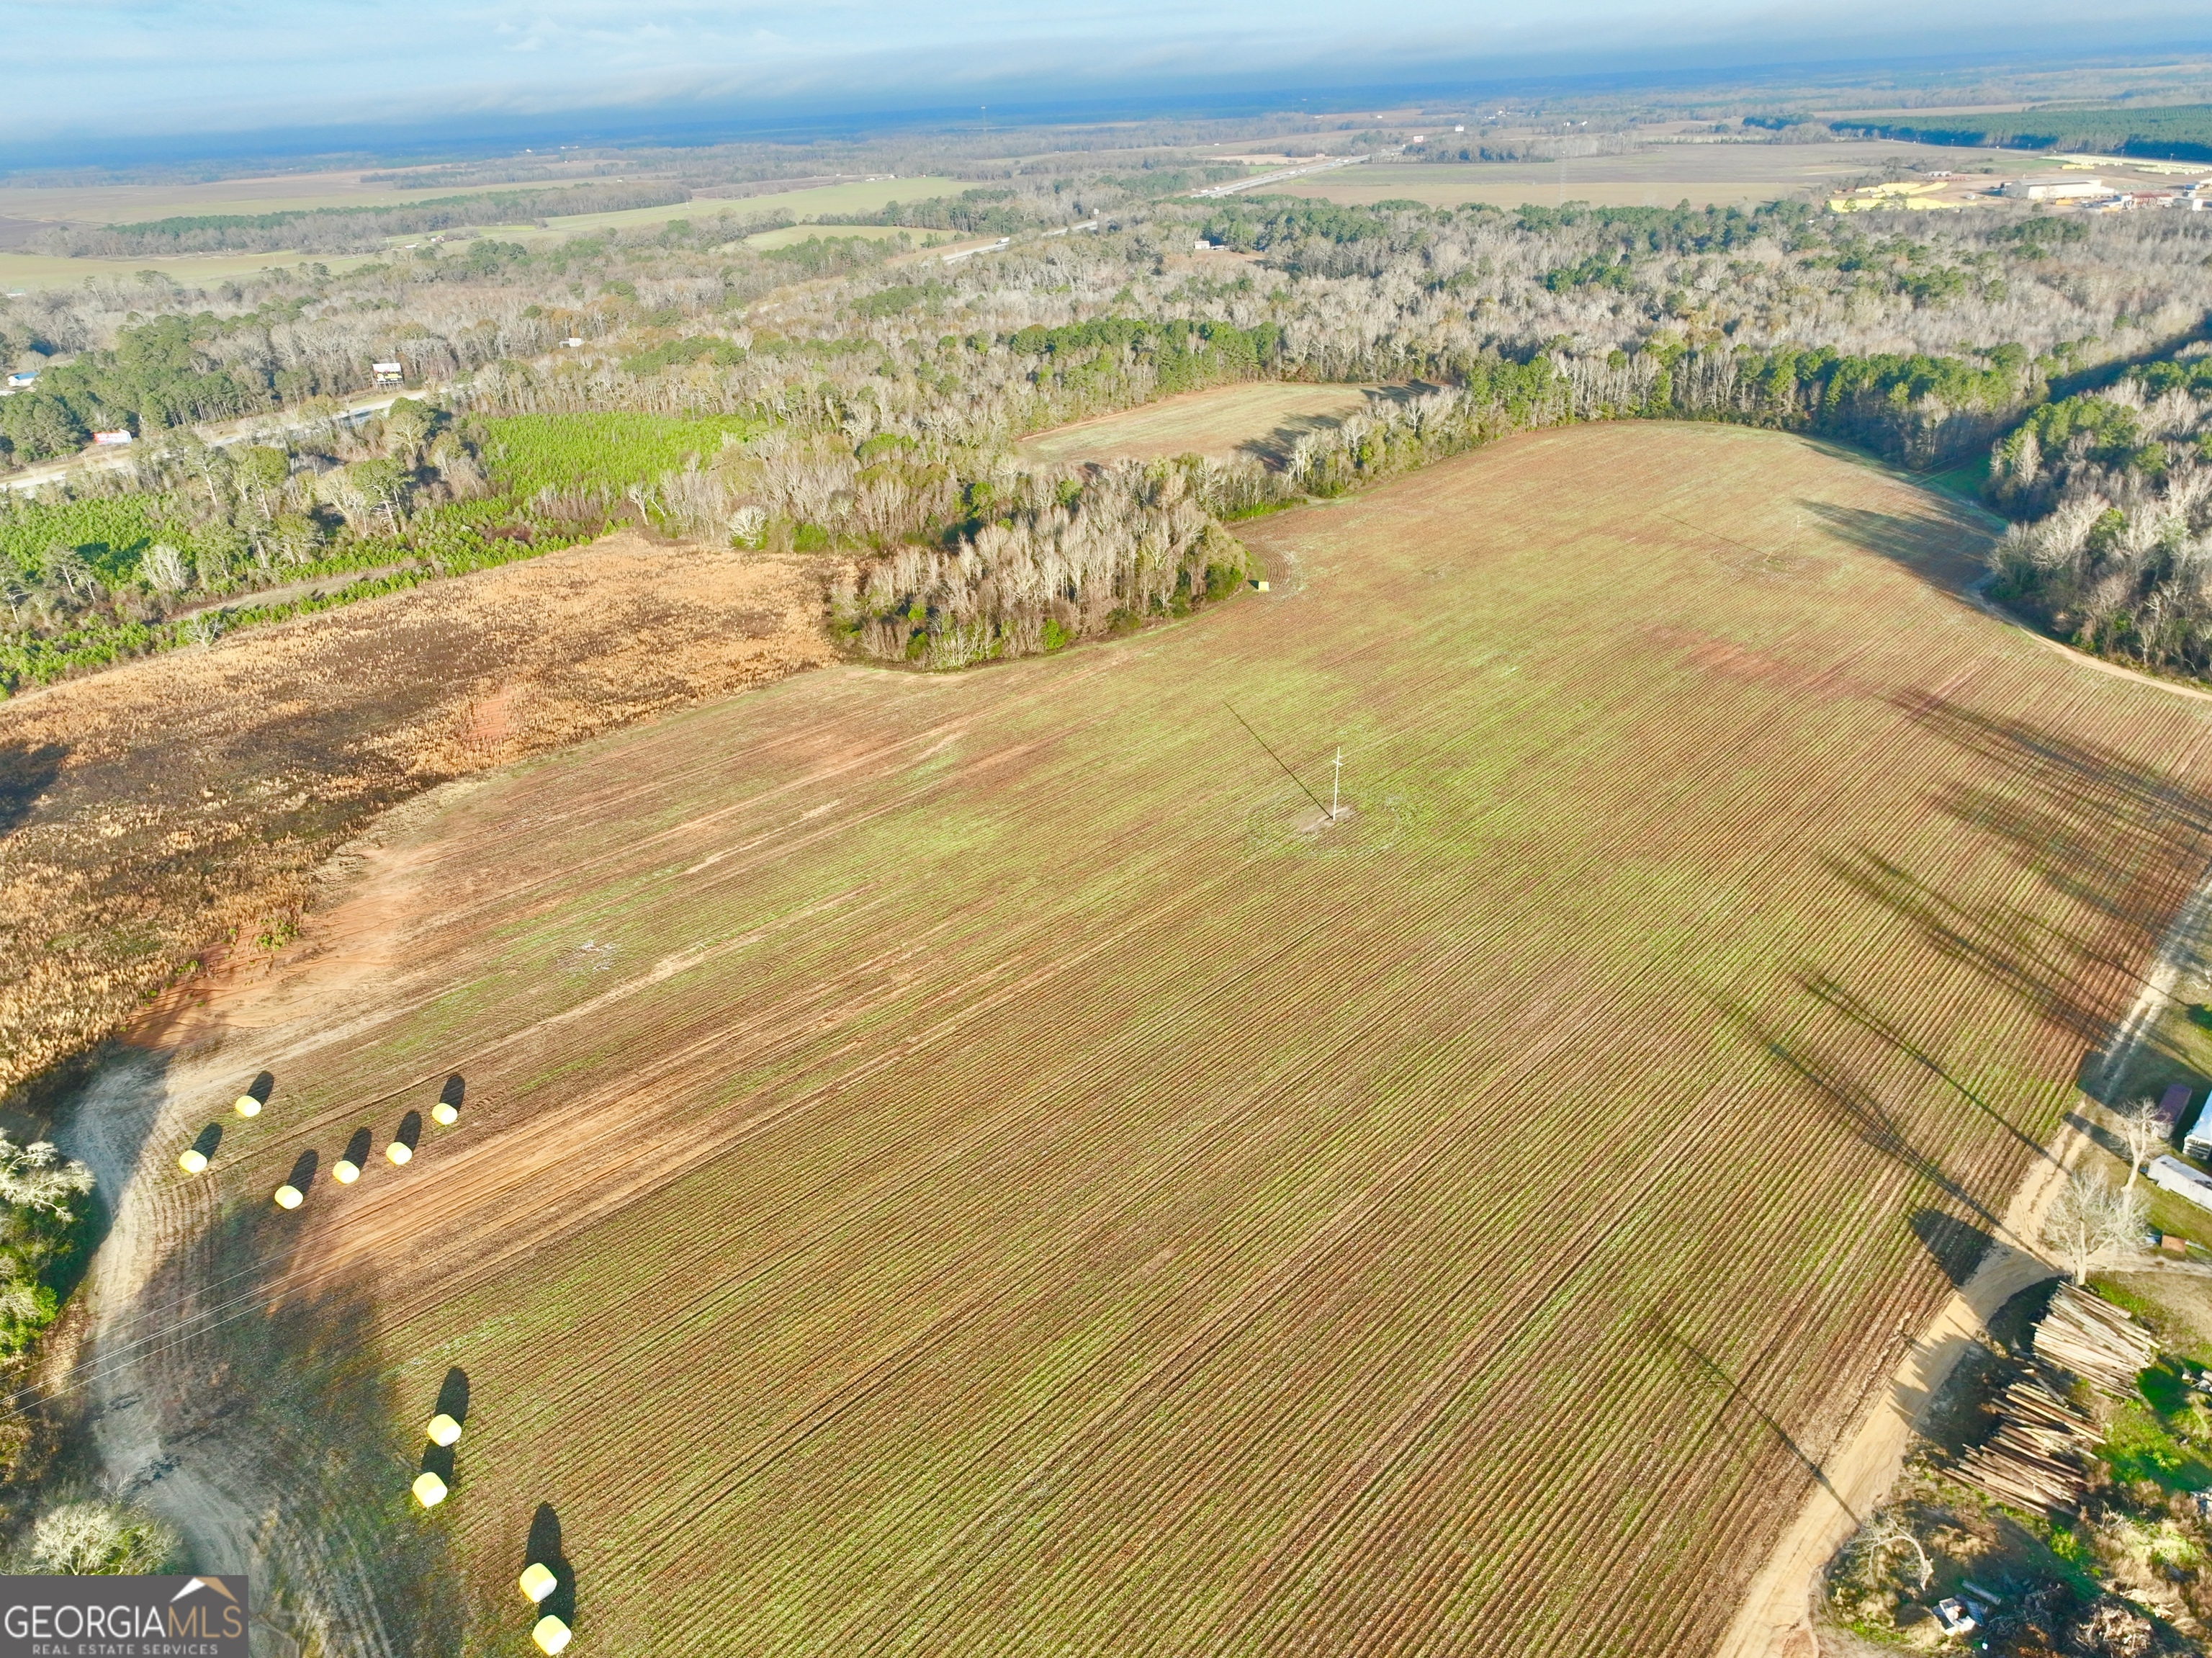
[0,532,832,1098]
[1263,143,2021,210]
[1015,381,1395,468]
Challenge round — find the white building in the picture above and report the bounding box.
[2001,175,2109,201]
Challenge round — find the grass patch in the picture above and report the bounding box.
[478,411,764,497]
[2100,1401,2212,1492]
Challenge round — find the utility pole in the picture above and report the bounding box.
[1331,748,1342,821]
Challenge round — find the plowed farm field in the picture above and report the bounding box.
[85,422,2212,1657]
[1015,381,1388,467]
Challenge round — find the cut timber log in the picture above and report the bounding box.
[2032,1283,2159,1396]
[1949,1373,2098,1516]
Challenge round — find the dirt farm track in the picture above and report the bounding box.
[61,422,2212,1657]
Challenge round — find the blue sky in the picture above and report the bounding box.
[5,0,2201,148]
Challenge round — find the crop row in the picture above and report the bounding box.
[104,425,2212,1656]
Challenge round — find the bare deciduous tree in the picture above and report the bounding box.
[2110,1097,2170,1191]
[1856,1510,1932,1592]
[140,542,192,594]
[2044,1172,2147,1285]
[0,1135,93,1222]
[23,1501,179,1575]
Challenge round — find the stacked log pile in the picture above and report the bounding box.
[2033,1283,2159,1396]
[1954,1376,2099,1516]
[1951,1285,2161,1517]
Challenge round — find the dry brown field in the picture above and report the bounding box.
[0,170,534,230]
[0,173,970,290]
[1267,143,2016,209]
[0,532,830,1101]
[69,422,2212,1657]
[1015,381,1391,468]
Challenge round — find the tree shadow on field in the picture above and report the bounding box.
[1795,968,2049,1160]
[1243,412,1351,469]
[1798,498,1992,593]
[0,740,68,837]
[1717,997,2015,1242]
[1910,1207,1995,1289]
[98,1188,468,1655]
[1645,1311,1853,1520]
[1828,850,2127,1054]
[1851,699,2212,1104]
[1238,385,1424,469]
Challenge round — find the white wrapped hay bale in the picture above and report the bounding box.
[233,1095,261,1118]
[387,1142,413,1166]
[273,1184,303,1209]
[426,1413,462,1448]
[431,1102,459,1127]
[532,1614,572,1654]
[332,1157,361,1185]
[519,1562,557,1604]
[411,1471,448,1508]
[178,1149,208,1175]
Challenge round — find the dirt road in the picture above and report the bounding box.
[1719,835,2212,1658]
[1713,1139,2078,1658]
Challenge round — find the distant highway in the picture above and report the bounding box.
[1190,152,1386,200]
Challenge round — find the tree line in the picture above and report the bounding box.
[1984,349,2212,676]
[9,161,2212,691]
[30,181,693,259]
[830,460,1249,668]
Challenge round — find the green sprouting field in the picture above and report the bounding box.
[0,494,166,583]
[111,422,2212,1657]
[477,411,762,498]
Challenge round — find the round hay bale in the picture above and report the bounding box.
[233,1095,262,1118]
[273,1184,303,1209]
[518,1562,557,1604]
[386,1142,413,1166]
[531,1614,572,1654]
[332,1158,361,1186]
[410,1471,449,1508]
[431,1102,459,1127]
[426,1412,462,1448]
[178,1149,209,1175]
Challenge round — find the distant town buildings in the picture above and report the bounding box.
[1831,169,2212,217]
[2002,175,2108,200]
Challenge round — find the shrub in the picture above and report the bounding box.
[23,1502,179,1575]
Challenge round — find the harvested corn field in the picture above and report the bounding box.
[0,531,831,1098]
[73,422,2212,1657]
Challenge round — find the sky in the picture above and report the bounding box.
[5,0,2205,153]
